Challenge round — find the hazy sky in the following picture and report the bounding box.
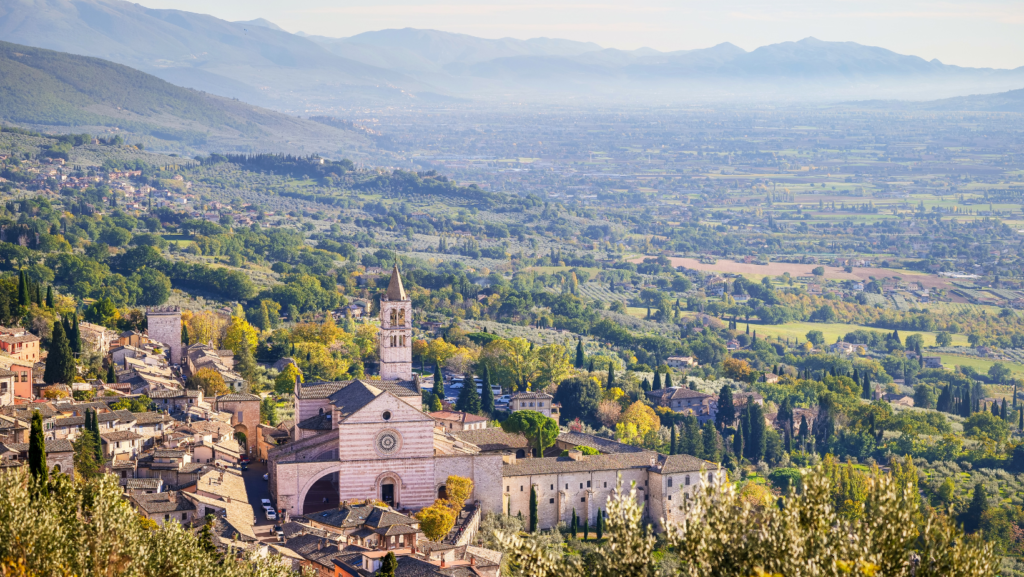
[140,0,1024,69]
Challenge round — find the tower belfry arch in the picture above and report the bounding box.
[379,265,412,381]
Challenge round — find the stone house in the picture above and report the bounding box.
[427,410,489,432]
[509,392,559,422]
[131,491,197,527]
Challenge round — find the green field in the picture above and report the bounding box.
[937,354,1024,378]
[747,321,971,348]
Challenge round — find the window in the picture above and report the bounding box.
[581,497,585,502]
[565,484,569,489]
[550,484,554,490]
[520,486,523,491]
[549,498,554,504]
[506,486,509,492]
[538,402,544,407]
[668,478,673,488]
[580,483,583,489]
[685,475,690,486]
[604,482,607,488]
[237,411,243,422]
[709,473,715,484]
[182,513,187,520]
[382,411,392,421]
[668,495,672,501]
[586,481,591,488]
[164,514,169,521]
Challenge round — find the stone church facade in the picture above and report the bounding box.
[268,266,720,531]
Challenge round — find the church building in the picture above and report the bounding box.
[268,266,721,532]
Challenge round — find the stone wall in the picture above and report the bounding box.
[434,454,504,514]
[504,467,650,530]
[146,307,182,365]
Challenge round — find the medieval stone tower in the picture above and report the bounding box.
[379,265,412,381]
[146,306,182,365]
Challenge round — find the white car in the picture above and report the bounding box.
[497,395,511,404]
[450,381,463,389]
[261,499,272,508]
[265,509,277,521]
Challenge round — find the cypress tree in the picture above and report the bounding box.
[456,373,481,414]
[1001,399,1008,421]
[582,515,589,541]
[749,402,767,463]
[862,375,871,399]
[963,482,988,533]
[91,408,102,463]
[596,509,603,540]
[529,485,538,532]
[732,426,743,460]
[670,425,677,455]
[45,286,53,308]
[379,552,397,577]
[701,421,719,462]
[43,321,75,385]
[587,359,594,372]
[607,363,615,388]
[1019,408,1023,430]
[798,415,809,447]
[181,324,190,347]
[571,509,577,538]
[641,377,651,392]
[664,372,673,388]
[716,384,735,430]
[992,401,999,417]
[106,363,116,384]
[29,410,47,485]
[70,315,82,355]
[433,364,444,400]
[17,270,28,307]
[575,338,585,368]
[33,284,41,306]
[481,366,495,414]
[652,372,662,391]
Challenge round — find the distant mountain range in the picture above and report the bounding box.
[0,39,370,154]
[0,0,1022,107]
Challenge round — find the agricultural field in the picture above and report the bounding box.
[745,321,971,348]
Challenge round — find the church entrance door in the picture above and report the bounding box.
[381,483,395,506]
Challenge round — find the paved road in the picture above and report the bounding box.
[240,461,278,536]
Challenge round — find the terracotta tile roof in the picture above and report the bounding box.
[133,491,196,514]
[501,451,661,476]
[297,378,418,400]
[452,428,529,452]
[510,392,553,400]
[655,453,721,475]
[3,439,74,453]
[555,432,645,454]
[216,393,260,402]
[428,411,488,424]
[101,430,144,442]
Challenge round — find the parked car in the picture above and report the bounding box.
[444,397,458,404]
[265,509,277,521]
[450,381,463,389]
[261,499,272,508]
[497,395,512,404]
[273,525,284,538]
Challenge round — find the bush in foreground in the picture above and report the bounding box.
[497,466,996,577]
[0,468,301,576]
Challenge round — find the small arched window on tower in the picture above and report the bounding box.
[399,335,405,347]
[398,309,406,325]
[390,309,398,326]
[391,335,397,348]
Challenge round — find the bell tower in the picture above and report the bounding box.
[379,264,413,381]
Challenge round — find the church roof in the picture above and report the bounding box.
[296,378,419,400]
[451,428,530,453]
[328,380,382,421]
[384,265,407,301]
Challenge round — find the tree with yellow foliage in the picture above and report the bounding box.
[186,310,228,347]
[534,344,572,390]
[616,401,660,447]
[275,363,303,395]
[425,338,458,367]
[222,316,258,357]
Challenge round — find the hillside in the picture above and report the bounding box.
[0,40,372,155]
[0,0,430,108]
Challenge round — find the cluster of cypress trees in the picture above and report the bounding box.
[669,416,720,462]
[42,319,76,385]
